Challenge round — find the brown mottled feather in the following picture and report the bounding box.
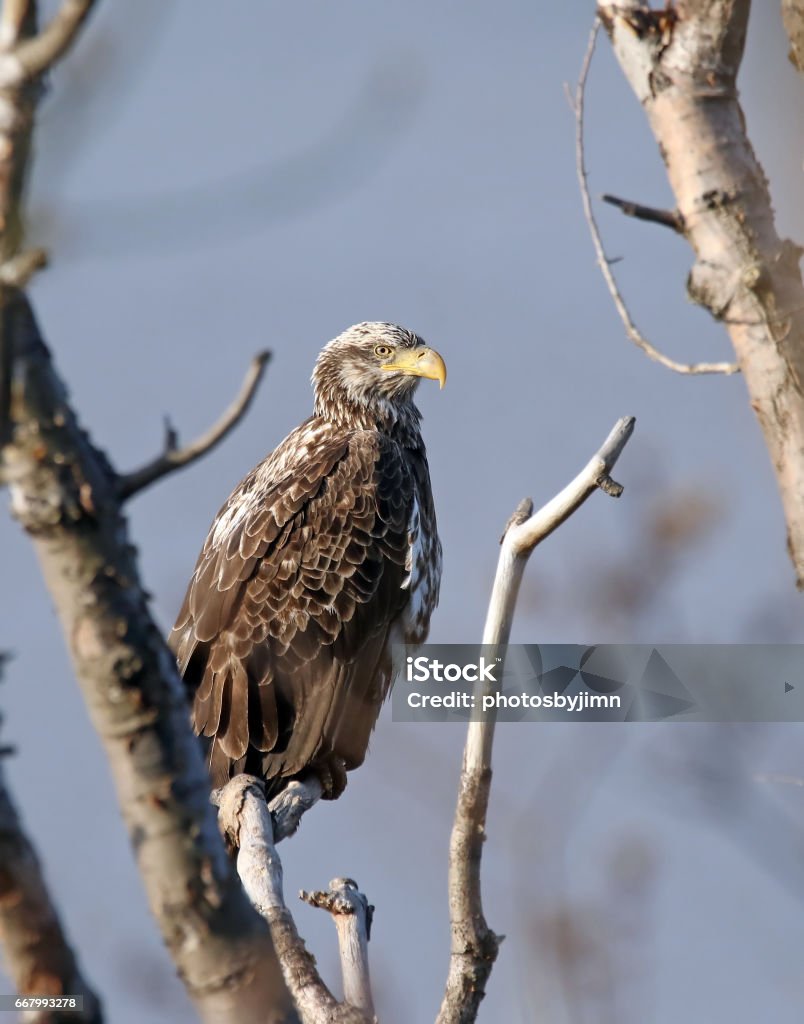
[169,323,441,798]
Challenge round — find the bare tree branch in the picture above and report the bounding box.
[575,19,740,377]
[436,415,636,1024]
[301,879,375,1018]
[0,1,31,49]
[0,661,102,1023]
[0,0,38,449]
[597,1,804,586]
[217,776,370,1024]
[601,193,685,233]
[118,350,271,500]
[0,0,98,84]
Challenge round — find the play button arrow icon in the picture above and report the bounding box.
[785,682,794,693]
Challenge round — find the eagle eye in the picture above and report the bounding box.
[374,344,393,359]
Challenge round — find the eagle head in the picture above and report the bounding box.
[312,322,446,425]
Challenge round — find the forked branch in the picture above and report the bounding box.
[0,0,98,85]
[119,350,271,499]
[436,414,636,1024]
[216,776,371,1024]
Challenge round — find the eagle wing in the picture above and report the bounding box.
[169,420,433,793]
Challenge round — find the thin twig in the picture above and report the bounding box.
[301,878,375,1017]
[436,415,636,1024]
[118,350,271,500]
[575,20,739,376]
[0,0,41,451]
[601,193,684,233]
[216,776,371,1024]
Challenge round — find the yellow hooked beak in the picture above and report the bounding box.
[380,346,447,389]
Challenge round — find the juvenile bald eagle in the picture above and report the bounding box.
[169,323,444,799]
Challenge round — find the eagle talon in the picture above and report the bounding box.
[314,757,348,801]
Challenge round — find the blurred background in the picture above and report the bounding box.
[2,2,804,1020]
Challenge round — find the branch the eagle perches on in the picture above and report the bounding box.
[212,414,636,1024]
